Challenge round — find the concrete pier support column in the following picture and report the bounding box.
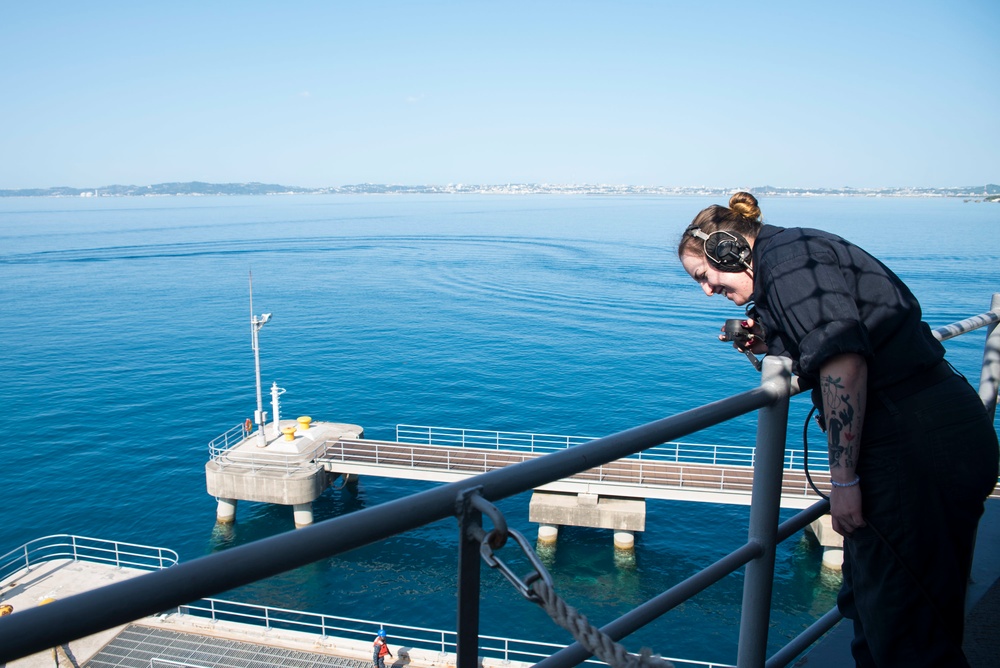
[538,524,559,545]
[808,515,845,571]
[613,530,637,568]
[216,498,237,524]
[821,546,844,571]
[536,524,558,565]
[293,503,314,528]
[614,530,635,550]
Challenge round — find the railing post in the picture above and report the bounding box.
[978,293,1000,421]
[455,488,483,668]
[737,355,792,668]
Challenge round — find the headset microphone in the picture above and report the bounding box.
[688,228,752,272]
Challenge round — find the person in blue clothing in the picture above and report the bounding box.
[373,629,393,668]
[677,191,998,667]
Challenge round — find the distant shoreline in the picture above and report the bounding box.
[1,181,998,201]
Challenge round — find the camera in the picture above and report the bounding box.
[721,319,750,344]
[721,318,762,371]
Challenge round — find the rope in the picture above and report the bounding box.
[530,579,674,668]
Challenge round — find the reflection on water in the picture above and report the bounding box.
[209,522,235,548]
[536,539,557,567]
[614,547,637,571]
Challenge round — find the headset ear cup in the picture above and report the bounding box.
[703,234,720,264]
[705,231,751,272]
[689,226,751,272]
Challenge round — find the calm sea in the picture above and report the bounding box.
[1,194,997,664]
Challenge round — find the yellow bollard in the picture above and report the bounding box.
[297,415,312,430]
[281,425,297,441]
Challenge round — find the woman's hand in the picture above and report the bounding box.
[830,485,866,536]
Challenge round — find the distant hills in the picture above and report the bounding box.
[1,181,999,200]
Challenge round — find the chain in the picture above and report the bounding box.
[461,491,673,668]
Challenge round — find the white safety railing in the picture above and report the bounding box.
[207,424,329,475]
[175,597,732,668]
[0,535,178,584]
[150,660,211,668]
[319,438,826,503]
[207,423,248,456]
[395,425,822,472]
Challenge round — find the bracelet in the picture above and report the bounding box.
[830,475,861,488]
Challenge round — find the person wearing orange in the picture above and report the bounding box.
[372,629,393,668]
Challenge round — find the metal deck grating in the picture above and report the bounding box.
[84,625,371,668]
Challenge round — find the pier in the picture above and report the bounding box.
[205,418,364,528]
[207,422,877,568]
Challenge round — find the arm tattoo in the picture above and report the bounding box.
[821,374,859,470]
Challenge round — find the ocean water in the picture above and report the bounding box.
[0,194,997,664]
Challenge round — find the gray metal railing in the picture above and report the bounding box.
[1,295,997,668]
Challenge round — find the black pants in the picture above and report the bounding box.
[837,369,998,667]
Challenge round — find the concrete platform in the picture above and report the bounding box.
[0,558,150,668]
[206,420,363,526]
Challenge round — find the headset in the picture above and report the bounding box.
[688,227,753,272]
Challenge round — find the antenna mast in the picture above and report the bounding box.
[249,271,272,447]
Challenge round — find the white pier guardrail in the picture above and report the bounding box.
[207,422,249,454]
[172,597,729,668]
[320,437,839,505]
[208,423,330,475]
[396,425,818,471]
[0,534,179,582]
[2,294,998,668]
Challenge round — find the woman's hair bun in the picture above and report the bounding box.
[729,191,761,222]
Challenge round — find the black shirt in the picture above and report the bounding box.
[749,224,944,392]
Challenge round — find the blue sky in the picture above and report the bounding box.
[2,1,997,190]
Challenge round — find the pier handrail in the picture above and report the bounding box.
[0,295,997,668]
[394,426,820,471]
[208,425,330,474]
[171,597,727,667]
[0,534,178,583]
[319,437,842,506]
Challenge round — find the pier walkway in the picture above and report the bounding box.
[317,437,834,509]
[212,422,999,566]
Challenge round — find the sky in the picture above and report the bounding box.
[1,1,998,190]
